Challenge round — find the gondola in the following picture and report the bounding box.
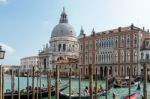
[4,83,69,99]
[59,90,107,99]
[59,83,113,99]
[113,83,135,88]
[113,77,137,88]
[59,86,112,99]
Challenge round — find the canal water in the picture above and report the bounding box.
[4,75,150,99]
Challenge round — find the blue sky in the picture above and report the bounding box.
[0,0,150,65]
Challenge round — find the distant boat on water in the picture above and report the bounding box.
[121,92,140,99]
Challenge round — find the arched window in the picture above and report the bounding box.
[126,34,130,48]
[110,53,113,63]
[126,52,130,63]
[63,44,66,51]
[99,40,101,48]
[53,44,55,51]
[99,55,101,63]
[121,35,124,47]
[115,51,118,63]
[112,38,114,47]
[121,51,124,63]
[95,55,97,63]
[133,51,137,63]
[102,54,103,63]
[102,40,104,48]
[89,56,92,64]
[58,44,61,51]
[115,37,118,48]
[134,34,138,48]
[96,40,99,49]
[106,40,108,48]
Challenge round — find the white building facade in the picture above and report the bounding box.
[20,56,39,72]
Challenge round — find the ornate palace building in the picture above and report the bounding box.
[38,8,79,76]
[78,24,150,78]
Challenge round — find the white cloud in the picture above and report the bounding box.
[0,0,8,4]
[0,42,20,65]
[0,42,16,55]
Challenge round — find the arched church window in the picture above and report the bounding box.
[63,44,66,51]
[58,44,61,51]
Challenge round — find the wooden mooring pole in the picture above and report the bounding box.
[69,68,72,99]
[79,68,81,99]
[0,65,2,99]
[47,70,51,99]
[39,70,42,99]
[89,64,93,99]
[105,67,108,99]
[11,70,14,99]
[36,71,39,99]
[129,67,131,99]
[55,65,59,99]
[27,71,29,99]
[143,63,147,99]
[32,66,35,99]
[95,68,98,99]
[2,67,4,99]
[18,69,20,99]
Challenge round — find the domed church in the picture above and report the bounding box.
[39,8,79,75]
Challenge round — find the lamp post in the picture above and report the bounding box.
[0,46,5,99]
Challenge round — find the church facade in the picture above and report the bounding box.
[38,8,79,76]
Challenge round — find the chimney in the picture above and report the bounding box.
[118,27,121,32]
[130,24,134,30]
[147,29,149,33]
[143,27,145,31]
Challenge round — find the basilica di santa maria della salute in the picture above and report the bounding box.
[38,8,79,77]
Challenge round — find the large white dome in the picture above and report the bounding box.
[50,8,76,38]
[51,23,76,38]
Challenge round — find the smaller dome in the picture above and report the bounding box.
[51,23,76,38]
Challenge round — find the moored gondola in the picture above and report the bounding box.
[59,86,111,99]
[4,83,69,99]
[59,82,114,99]
[113,77,138,88]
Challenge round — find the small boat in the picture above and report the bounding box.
[4,83,69,99]
[113,77,135,88]
[121,92,140,99]
[121,84,141,99]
